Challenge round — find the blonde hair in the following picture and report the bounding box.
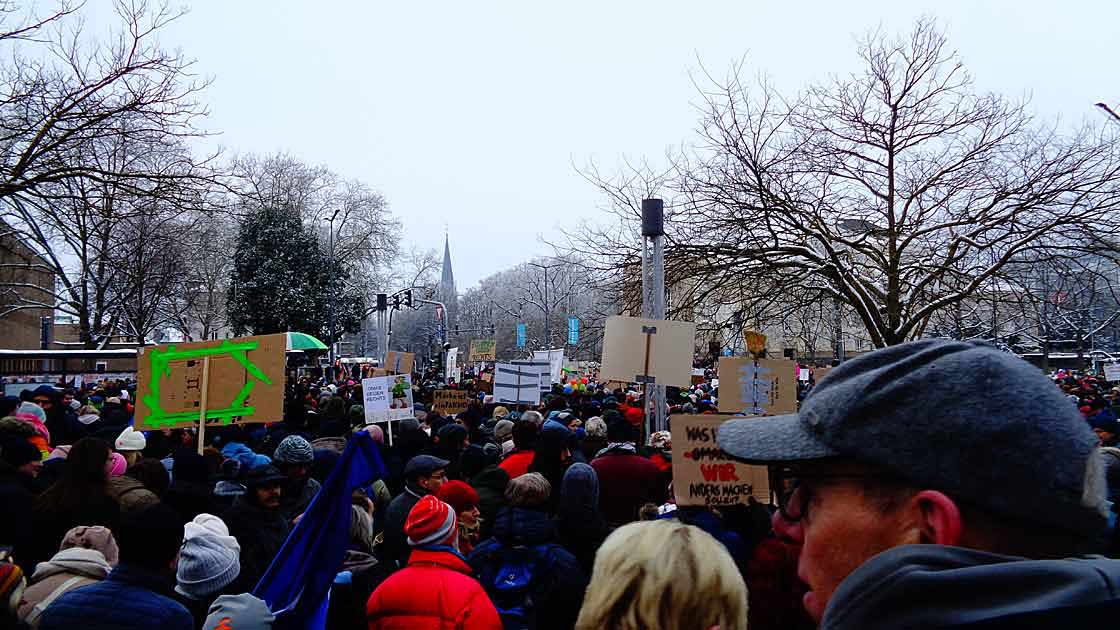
[576,520,748,630]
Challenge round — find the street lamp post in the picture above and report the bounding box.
[323,208,344,381]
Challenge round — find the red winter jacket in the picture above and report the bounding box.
[366,548,502,630]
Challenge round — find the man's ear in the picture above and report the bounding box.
[913,490,963,546]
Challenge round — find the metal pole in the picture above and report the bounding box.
[543,265,550,350]
[642,198,667,434]
[326,215,337,381]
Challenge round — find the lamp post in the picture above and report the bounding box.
[323,207,344,380]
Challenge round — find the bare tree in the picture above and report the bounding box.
[0,1,215,346]
[232,153,400,297]
[568,20,1120,348]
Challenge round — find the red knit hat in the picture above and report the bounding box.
[436,480,480,515]
[405,495,458,547]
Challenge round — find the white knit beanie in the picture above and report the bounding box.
[184,514,240,553]
[114,426,146,452]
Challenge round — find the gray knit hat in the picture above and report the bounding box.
[273,435,314,465]
[718,339,1110,538]
[204,594,274,630]
[175,533,241,599]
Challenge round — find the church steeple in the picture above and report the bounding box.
[439,233,457,330]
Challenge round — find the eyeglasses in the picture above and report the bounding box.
[771,466,882,523]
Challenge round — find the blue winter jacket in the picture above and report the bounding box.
[38,563,192,630]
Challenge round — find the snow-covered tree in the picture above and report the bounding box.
[227,204,364,341]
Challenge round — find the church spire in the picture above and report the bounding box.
[439,234,457,330]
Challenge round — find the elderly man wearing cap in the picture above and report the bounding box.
[381,454,449,570]
[221,465,289,590]
[718,339,1120,629]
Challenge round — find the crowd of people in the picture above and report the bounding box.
[2,339,1120,629]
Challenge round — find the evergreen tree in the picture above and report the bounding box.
[227,205,365,341]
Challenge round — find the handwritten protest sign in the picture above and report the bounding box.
[384,351,415,375]
[469,339,497,362]
[671,414,771,506]
[600,316,696,388]
[717,357,797,415]
[136,334,285,430]
[432,389,470,416]
[361,374,414,423]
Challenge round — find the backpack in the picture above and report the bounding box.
[474,542,562,630]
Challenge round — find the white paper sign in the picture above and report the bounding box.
[362,374,415,422]
[494,362,546,405]
[533,349,565,384]
[1105,363,1120,383]
[445,347,459,381]
[798,368,810,382]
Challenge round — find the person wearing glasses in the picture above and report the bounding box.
[381,455,449,570]
[718,339,1120,629]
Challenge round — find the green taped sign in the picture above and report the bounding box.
[135,334,287,430]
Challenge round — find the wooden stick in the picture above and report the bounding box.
[197,356,211,456]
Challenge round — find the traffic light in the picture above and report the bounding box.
[403,289,413,308]
[376,293,388,312]
[391,294,401,310]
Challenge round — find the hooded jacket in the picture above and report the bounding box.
[17,548,113,626]
[821,544,1120,630]
[554,463,610,574]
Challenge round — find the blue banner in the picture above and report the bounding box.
[516,322,526,348]
[568,317,579,345]
[254,432,386,630]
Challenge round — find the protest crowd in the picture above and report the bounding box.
[1,338,1120,629]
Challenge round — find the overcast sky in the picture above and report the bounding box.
[132,0,1118,289]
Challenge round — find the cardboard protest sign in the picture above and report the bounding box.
[469,339,497,363]
[432,389,471,416]
[361,374,414,423]
[717,357,797,415]
[671,414,771,506]
[136,334,286,430]
[384,351,415,375]
[1105,363,1120,382]
[532,349,565,384]
[494,362,546,405]
[600,316,696,388]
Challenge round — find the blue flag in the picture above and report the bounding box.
[254,431,386,630]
